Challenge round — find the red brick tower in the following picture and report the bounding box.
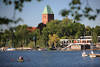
[42,5,54,24]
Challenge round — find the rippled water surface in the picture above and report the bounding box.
[0,50,100,67]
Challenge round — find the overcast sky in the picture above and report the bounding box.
[0,0,100,28]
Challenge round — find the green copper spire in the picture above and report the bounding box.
[42,5,54,14]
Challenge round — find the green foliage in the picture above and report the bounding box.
[0,17,23,25]
[2,0,42,12]
[8,40,12,48]
[14,24,31,47]
[1,0,100,26]
[48,34,60,48]
[94,26,100,36]
[37,23,46,34]
[15,25,28,41]
[36,38,46,48]
[28,41,35,48]
[42,18,85,39]
[61,0,100,21]
[61,9,70,16]
[71,0,81,5]
[0,17,13,25]
[0,0,40,25]
[0,17,100,48]
[85,26,92,36]
[75,31,81,39]
[61,36,67,39]
[92,32,98,45]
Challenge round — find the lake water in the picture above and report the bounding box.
[0,50,100,67]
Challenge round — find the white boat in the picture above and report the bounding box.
[82,51,88,57]
[82,43,88,57]
[89,43,96,58]
[38,48,42,51]
[89,51,96,58]
[6,48,16,51]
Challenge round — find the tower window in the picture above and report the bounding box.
[44,16,46,19]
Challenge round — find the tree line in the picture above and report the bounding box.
[0,17,100,49]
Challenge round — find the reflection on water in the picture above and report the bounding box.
[0,50,100,67]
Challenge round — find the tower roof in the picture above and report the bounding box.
[42,5,54,14]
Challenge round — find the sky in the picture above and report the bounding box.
[0,0,100,28]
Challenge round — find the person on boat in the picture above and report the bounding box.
[17,56,24,62]
[19,56,23,60]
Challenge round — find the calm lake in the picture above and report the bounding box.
[0,50,100,67]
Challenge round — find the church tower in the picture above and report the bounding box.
[42,5,54,24]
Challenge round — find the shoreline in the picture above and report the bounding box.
[1,47,100,51]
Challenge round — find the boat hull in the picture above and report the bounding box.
[6,48,16,51]
[82,54,88,57]
[17,59,24,62]
[89,54,96,58]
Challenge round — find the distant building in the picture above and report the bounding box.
[60,36,100,45]
[42,5,54,24]
[28,5,54,31]
[60,36,100,50]
[27,27,37,32]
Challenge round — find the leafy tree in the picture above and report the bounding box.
[85,26,92,36]
[1,0,100,25]
[48,34,60,48]
[28,41,35,48]
[0,17,13,25]
[36,37,46,48]
[94,26,100,36]
[2,0,42,12]
[37,23,46,34]
[15,24,29,47]
[46,20,61,35]
[92,32,98,45]
[0,0,41,25]
[61,0,100,21]
[75,31,81,39]
[8,40,12,48]
[0,29,11,47]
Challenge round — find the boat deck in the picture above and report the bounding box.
[89,54,100,57]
